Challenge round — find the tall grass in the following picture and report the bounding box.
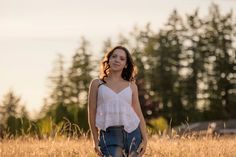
[1,120,236,157]
[1,134,236,157]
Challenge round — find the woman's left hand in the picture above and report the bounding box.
[137,140,147,156]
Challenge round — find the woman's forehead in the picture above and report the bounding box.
[113,49,126,57]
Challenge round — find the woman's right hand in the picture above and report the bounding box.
[94,142,102,156]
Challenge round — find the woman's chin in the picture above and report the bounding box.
[110,68,123,72]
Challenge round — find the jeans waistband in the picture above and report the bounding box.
[107,125,124,129]
[101,125,124,133]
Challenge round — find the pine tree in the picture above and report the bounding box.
[0,89,30,136]
[0,89,22,123]
[184,9,207,121]
[129,25,152,118]
[67,37,93,130]
[145,10,186,125]
[101,37,113,56]
[205,4,236,119]
[47,54,70,124]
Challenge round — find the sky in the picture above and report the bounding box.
[1,0,236,117]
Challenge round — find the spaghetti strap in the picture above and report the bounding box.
[98,79,104,85]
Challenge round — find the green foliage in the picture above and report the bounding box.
[0,90,38,137]
[38,37,93,134]
[147,116,169,134]
[37,116,53,136]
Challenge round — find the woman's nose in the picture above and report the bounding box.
[114,58,120,62]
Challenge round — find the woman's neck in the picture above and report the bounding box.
[107,72,123,81]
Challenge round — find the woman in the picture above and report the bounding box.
[88,46,147,157]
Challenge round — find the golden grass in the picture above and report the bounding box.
[1,135,236,157]
[147,135,236,157]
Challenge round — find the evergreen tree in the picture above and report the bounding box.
[145,10,186,125]
[0,89,22,124]
[204,4,236,119]
[184,9,207,121]
[67,37,93,107]
[67,37,93,130]
[101,37,113,56]
[131,24,159,118]
[47,54,70,124]
[0,90,31,136]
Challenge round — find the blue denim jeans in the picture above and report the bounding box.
[99,125,142,157]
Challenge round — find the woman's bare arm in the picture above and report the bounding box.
[131,81,148,156]
[88,79,100,145]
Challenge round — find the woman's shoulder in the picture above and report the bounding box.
[129,80,138,90]
[90,78,102,88]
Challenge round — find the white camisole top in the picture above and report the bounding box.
[95,80,140,133]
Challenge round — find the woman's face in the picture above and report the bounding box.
[108,48,127,72]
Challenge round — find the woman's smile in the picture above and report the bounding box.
[112,63,121,66]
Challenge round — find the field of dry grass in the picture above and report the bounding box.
[1,135,236,157]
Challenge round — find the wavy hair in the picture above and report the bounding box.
[100,46,136,83]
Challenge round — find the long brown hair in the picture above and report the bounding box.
[100,46,136,83]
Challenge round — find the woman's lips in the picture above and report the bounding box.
[113,63,120,66]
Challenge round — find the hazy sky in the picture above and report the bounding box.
[1,0,236,116]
